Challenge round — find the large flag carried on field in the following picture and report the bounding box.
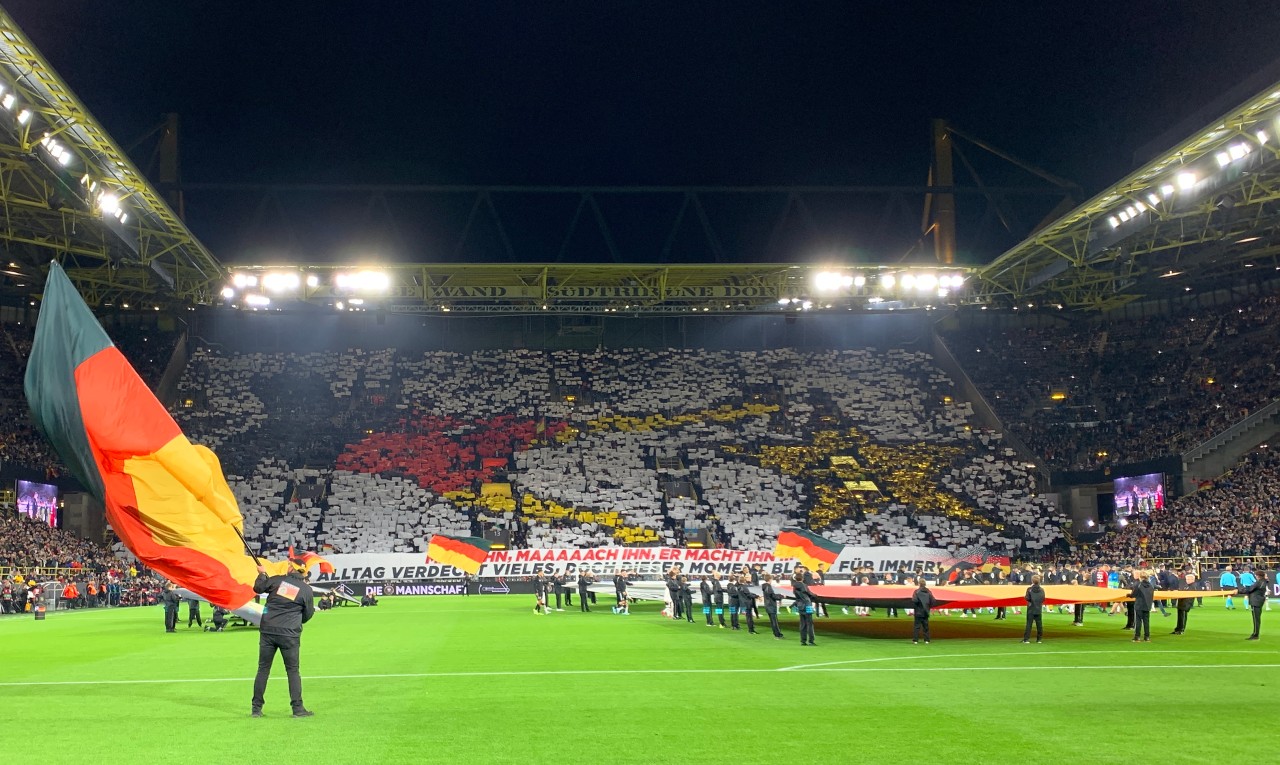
[774,527,841,571]
[24,263,293,620]
[427,534,492,575]
[288,546,336,575]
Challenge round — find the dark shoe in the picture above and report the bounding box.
[251,709,263,718]
[1246,636,1259,640]
[1142,638,1151,642]
[292,708,315,718]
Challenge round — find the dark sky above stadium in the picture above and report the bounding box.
[6,1,1280,260]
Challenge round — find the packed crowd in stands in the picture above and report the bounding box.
[1098,448,1280,560]
[0,320,178,478]
[165,343,1067,557]
[946,294,1280,471]
[0,508,162,613]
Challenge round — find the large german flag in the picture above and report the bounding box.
[24,263,293,618]
[288,546,336,575]
[774,527,842,570]
[427,534,492,575]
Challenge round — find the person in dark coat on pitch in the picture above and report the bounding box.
[792,571,817,646]
[1239,574,1269,640]
[1172,570,1195,635]
[1022,574,1045,643]
[727,576,742,630]
[251,559,316,718]
[711,572,728,628]
[1129,573,1156,642]
[911,580,935,644]
[186,597,203,629]
[699,576,714,626]
[162,584,181,633]
[679,575,695,623]
[760,573,785,639]
[577,570,592,612]
[737,574,757,634]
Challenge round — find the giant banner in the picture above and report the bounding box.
[308,545,974,585]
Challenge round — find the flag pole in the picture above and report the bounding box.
[232,525,260,562]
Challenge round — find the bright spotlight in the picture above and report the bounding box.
[97,192,119,215]
[1216,151,1232,168]
[1,93,14,110]
[16,108,30,124]
[1146,193,1160,206]
[840,274,854,288]
[335,270,391,292]
[244,294,270,308]
[305,274,319,288]
[900,273,916,289]
[1229,143,1249,160]
[881,274,896,289]
[916,273,937,290]
[220,287,235,300]
[335,301,345,311]
[813,271,842,292]
[1160,184,1175,198]
[1258,129,1269,145]
[853,275,866,288]
[778,297,792,305]
[232,273,248,288]
[1176,172,1197,190]
[262,272,301,293]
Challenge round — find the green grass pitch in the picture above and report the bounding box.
[2,595,1275,764]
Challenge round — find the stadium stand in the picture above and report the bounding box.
[161,343,1067,556]
[1097,447,1280,560]
[945,294,1280,471]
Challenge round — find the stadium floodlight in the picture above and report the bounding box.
[16,109,29,124]
[231,273,248,288]
[1176,172,1197,190]
[853,275,866,288]
[119,213,127,224]
[305,274,319,288]
[840,274,854,288]
[778,297,791,305]
[1160,183,1175,197]
[813,271,843,292]
[1108,216,1120,228]
[916,273,937,291]
[97,192,119,215]
[335,301,344,311]
[880,274,895,289]
[244,294,270,308]
[1146,193,1160,206]
[1229,143,1250,160]
[801,300,812,310]
[1258,129,1269,145]
[262,271,301,293]
[900,273,916,289]
[1216,151,1232,168]
[348,298,365,306]
[1132,201,1145,212]
[220,287,235,300]
[937,288,949,298]
[1,93,14,110]
[1118,211,1130,222]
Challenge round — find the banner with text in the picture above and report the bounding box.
[308,545,965,584]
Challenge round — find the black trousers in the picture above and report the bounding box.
[462,581,470,596]
[729,602,740,629]
[1134,610,1150,639]
[164,607,178,631]
[716,604,727,626]
[1072,604,1084,624]
[565,588,573,606]
[767,610,782,637]
[799,611,815,644]
[1023,613,1042,641]
[188,608,202,627]
[995,607,1006,620]
[579,587,590,611]
[681,595,694,622]
[1251,606,1263,637]
[913,615,930,642]
[704,605,713,625]
[1175,608,1189,633]
[553,590,562,609]
[742,606,756,633]
[252,632,304,711]
[1123,602,1134,630]
[672,594,683,619]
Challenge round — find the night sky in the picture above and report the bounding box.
[7,1,1280,263]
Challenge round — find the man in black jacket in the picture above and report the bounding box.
[679,575,695,623]
[251,560,316,718]
[161,584,181,633]
[577,570,592,612]
[1173,570,1195,635]
[727,576,741,630]
[911,580,935,644]
[1022,574,1045,643]
[552,571,565,612]
[761,573,785,639]
[711,572,727,628]
[1239,575,1268,640]
[792,571,816,645]
[699,576,714,626]
[1129,573,1155,642]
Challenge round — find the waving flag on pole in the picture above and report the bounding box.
[288,546,336,575]
[23,262,292,621]
[427,534,492,575]
[774,527,842,571]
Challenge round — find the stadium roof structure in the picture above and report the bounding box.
[975,78,1280,311]
[0,8,222,307]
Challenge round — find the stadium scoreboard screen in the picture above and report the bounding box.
[15,479,58,527]
[1113,473,1164,515]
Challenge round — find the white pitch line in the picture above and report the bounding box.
[778,649,1265,672]
[2,659,1277,688]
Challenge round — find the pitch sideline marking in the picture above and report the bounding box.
[1,657,1277,688]
[777,648,1266,672]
